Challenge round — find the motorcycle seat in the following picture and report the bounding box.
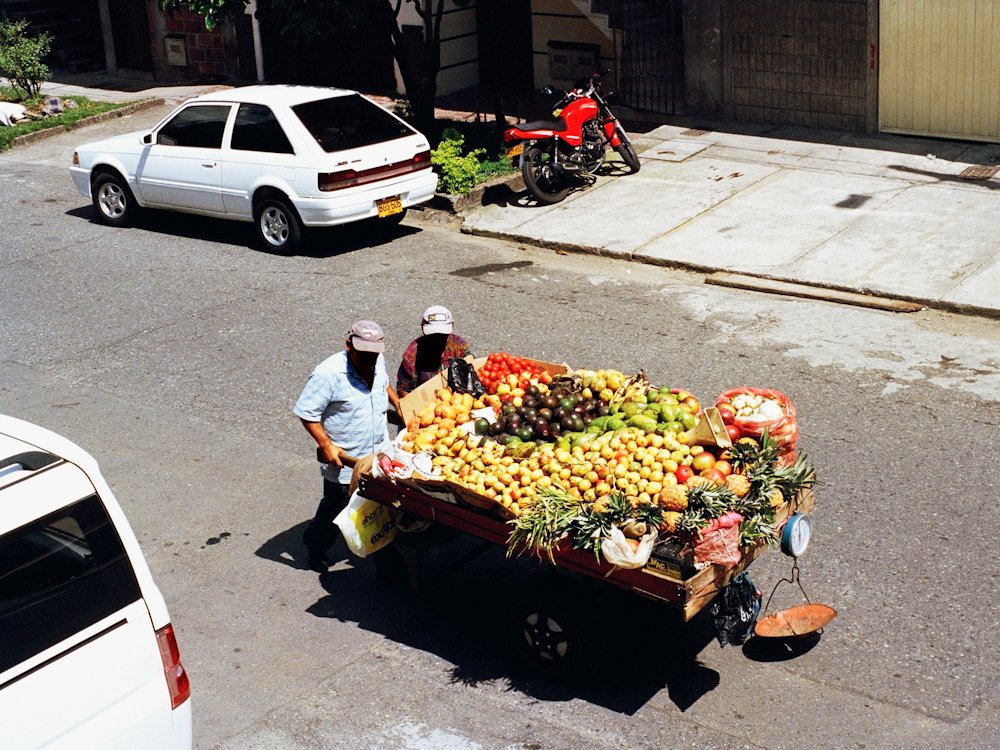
[516,116,568,133]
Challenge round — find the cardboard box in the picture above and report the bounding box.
[398,357,569,426]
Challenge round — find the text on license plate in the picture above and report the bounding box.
[507,143,524,158]
[377,196,403,218]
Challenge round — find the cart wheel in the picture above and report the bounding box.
[504,576,597,679]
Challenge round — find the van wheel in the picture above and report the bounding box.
[254,196,302,252]
[92,172,139,227]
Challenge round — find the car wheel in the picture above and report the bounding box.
[92,172,139,227]
[254,197,303,252]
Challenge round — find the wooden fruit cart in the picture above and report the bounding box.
[360,467,814,683]
[361,473,813,621]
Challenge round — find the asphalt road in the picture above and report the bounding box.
[2,106,999,750]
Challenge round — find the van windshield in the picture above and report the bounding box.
[292,94,414,152]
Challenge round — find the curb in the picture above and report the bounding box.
[428,171,525,214]
[9,97,165,149]
[459,224,1000,322]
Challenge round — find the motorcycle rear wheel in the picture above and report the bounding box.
[521,145,571,204]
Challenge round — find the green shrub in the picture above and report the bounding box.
[476,153,516,183]
[431,128,485,195]
[0,20,51,100]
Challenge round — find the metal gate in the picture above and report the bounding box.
[880,0,1000,142]
[609,0,685,115]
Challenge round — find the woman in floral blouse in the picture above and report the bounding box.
[396,305,473,397]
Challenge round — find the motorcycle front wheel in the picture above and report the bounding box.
[521,144,571,204]
[614,127,641,173]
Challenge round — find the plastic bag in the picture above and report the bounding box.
[601,526,656,569]
[716,386,798,465]
[447,357,485,397]
[334,490,396,558]
[692,514,742,567]
[710,572,761,647]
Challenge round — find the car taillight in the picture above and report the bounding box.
[318,150,432,191]
[155,623,191,709]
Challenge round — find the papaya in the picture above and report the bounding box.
[628,414,659,432]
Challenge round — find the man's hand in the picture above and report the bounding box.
[320,442,345,468]
[301,418,345,468]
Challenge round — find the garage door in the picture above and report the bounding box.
[880,0,1000,142]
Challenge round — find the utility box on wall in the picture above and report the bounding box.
[164,35,188,67]
[547,40,599,89]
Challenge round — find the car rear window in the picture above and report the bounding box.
[0,495,142,675]
[292,94,414,152]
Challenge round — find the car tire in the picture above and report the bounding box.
[254,196,303,252]
[92,171,139,227]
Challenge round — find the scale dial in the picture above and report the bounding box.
[781,513,812,557]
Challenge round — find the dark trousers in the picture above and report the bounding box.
[303,480,350,554]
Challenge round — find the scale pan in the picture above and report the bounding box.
[754,603,837,638]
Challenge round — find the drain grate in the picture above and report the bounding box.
[680,128,710,137]
[958,165,999,180]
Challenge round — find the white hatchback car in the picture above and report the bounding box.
[70,84,438,251]
[0,414,192,750]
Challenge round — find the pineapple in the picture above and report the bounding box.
[725,473,751,498]
[660,511,683,534]
[768,487,785,509]
[658,484,688,511]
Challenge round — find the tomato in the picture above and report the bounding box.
[675,465,694,484]
[725,424,742,442]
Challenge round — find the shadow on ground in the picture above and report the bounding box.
[261,527,727,715]
[66,204,421,256]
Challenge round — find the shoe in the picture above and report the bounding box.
[306,547,329,573]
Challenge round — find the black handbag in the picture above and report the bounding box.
[446,357,485,397]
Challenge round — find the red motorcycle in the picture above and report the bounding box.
[503,72,640,204]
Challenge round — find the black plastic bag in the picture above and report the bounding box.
[710,572,761,647]
[446,357,485,397]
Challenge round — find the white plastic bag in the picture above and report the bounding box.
[601,526,657,570]
[334,490,396,558]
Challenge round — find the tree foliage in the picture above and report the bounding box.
[0,19,52,100]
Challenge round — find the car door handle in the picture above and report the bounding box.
[201,162,217,168]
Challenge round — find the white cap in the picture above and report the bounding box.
[421,305,453,335]
[348,319,385,352]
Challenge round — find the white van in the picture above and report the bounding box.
[0,414,192,750]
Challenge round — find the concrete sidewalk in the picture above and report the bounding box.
[462,122,1000,319]
[12,73,1000,319]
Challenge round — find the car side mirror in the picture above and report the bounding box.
[143,133,152,145]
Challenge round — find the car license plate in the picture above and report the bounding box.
[506,143,523,158]
[377,196,403,218]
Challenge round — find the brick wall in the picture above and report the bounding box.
[725,0,870,131]
[156,3,229,79]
